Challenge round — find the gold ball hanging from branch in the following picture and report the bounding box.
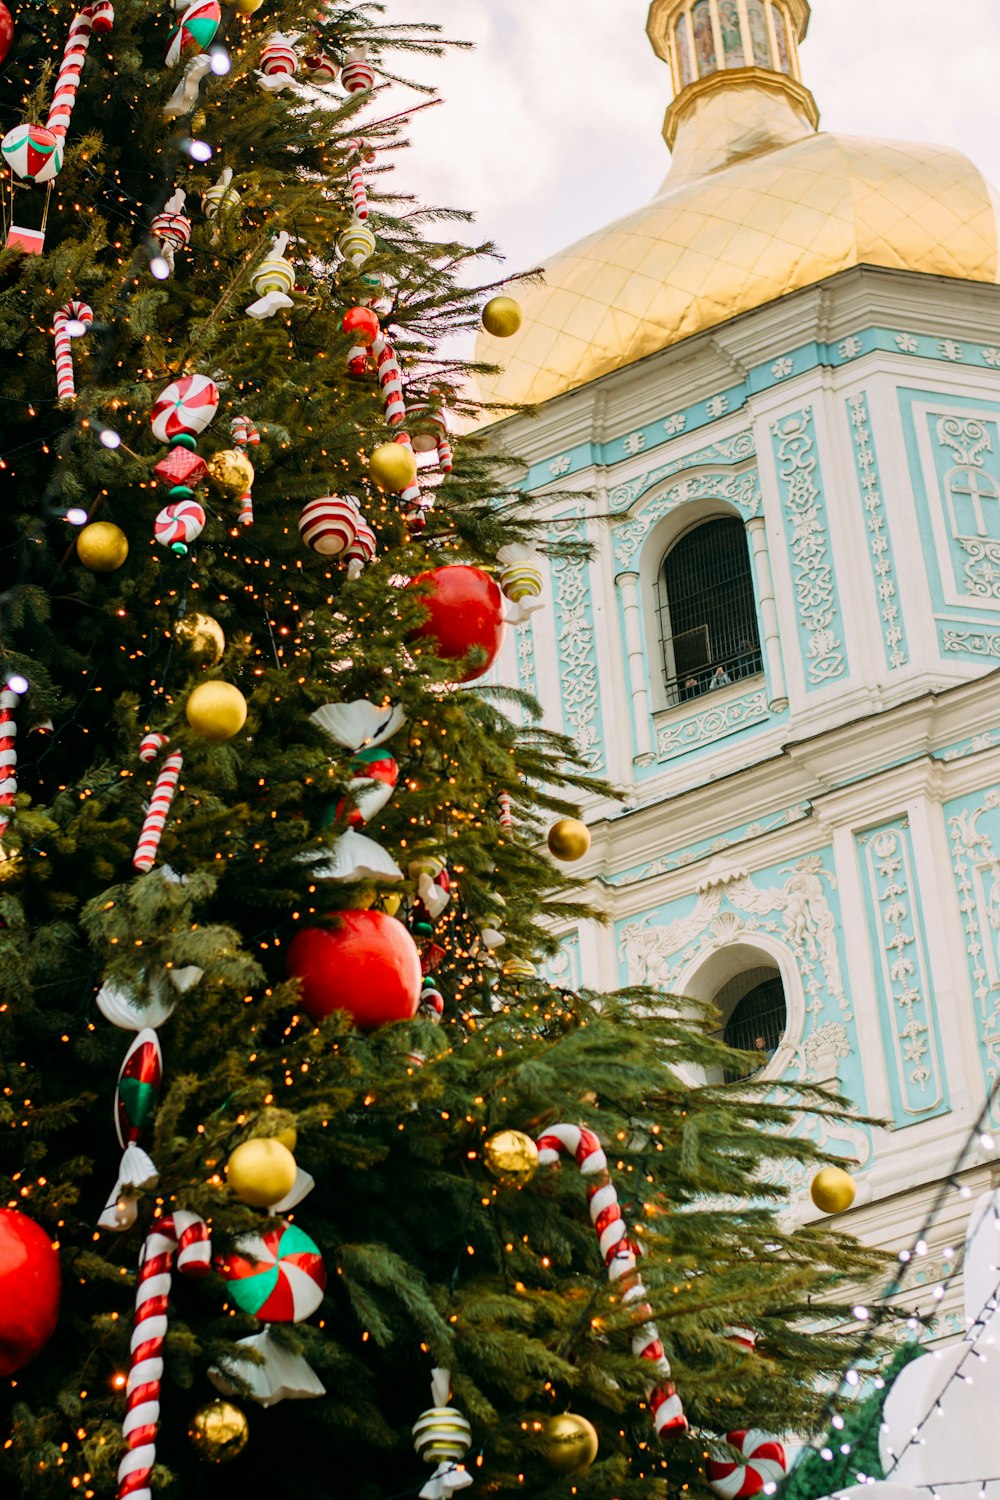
[76,521,129,572]
[175,612,225,665]
[207,449,255,499]
[547,818,591,862]
[540,1413,599,1474]
[809,1166,856,1215]
[226,1138,297,1208]
[481,296,523,338]
[483,1129,539,1187]
[185,681,247,741]
[369,442,418,494]
[188,1400,249,1463]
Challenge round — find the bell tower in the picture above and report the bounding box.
[646,0,819,181]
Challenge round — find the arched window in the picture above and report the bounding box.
[657,516,763,704]
[715,965,787,1082]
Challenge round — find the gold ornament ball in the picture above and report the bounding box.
[226,1137,297,1208]
[274,1124,298,1153]
[483,1129,539,1187]
[186,681,248,741]
[175,612,225,666]
[233,0,263,12]
[481,295,523,338]
[76,521,129,572]
[207,449,255,499]
[502,957,536,980]
[547,818,591,862]
[188,1400,249,1463]
[541,1413,599,1475]
[190,108,207,133]
[381,892,404,918]
[369,441,418,494]
[810,1166,856,1215]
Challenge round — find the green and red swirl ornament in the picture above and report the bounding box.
[216,1222,326,1322]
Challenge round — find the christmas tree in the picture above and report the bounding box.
[0,3,893,1497]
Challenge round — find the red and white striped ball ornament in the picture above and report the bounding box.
[259,33,298,90]
[151,374,219,444]
[298,495,362,557]
[706,1431,787,1500]
[155,499,206,550]
[341,46,374,93]
[303,51,338,83]
[344,516,376,566]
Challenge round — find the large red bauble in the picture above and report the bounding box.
[407,565,506,682]
[0,1209,61,1375]
[287,912,422,1029]
[0,3,12,66]
[341,305,380,346]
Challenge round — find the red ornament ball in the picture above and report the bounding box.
[0,3,13,66]
[341,306,380,347]
[287,912,422,1029]
[406,566,506,683]
[0,1209,61,1376]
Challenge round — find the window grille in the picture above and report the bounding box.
[713,969,787,1082]
[657,516,763,704]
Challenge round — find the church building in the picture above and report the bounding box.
[479,0,1000,1331]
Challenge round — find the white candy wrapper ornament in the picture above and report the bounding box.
[150,187,191,274]
[413,1369,472,1500]
[116,1214,213,1499]
[309,699,406,752]
[246,230,295,318]
[52,300,93,403]
[258,33,299,91]
[162,51,211,118]
[302,829,402,884]
[535,1123,687,1440]
[96,964,202,1032]
[202,167,241,240]
[208,1328,325,1407]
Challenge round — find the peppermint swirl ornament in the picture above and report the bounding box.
[155,499,206,550]
[215,1221,326,1323]
[707,1431,787,1499]
[151,374,220,444]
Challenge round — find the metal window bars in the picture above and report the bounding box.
[658,516,764,705]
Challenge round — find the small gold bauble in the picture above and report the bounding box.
[540,1413,599,1475]
[175,612,225,666]
[369,441,418,493]
[381,892,403,918]
[274,1124,298,1153]
[233,0,264,12]
[547,818,591,862]
[502,957,536,980]
[483,1129,539,1187]
[190,109,207,133]
[207,449,255,499]
[481,295,523,338]
[76,521,129,572]
[810,1166,856,1215]
[226,1137,297,1208]
[185,680,247,741]
[188,1399,249,1463]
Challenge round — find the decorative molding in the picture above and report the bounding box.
[542,930,582,991]
[655,687,769,760]
[946,788,1000,1128]
[514,615,538,701]
[847,392,909,670]
[549,515,605,772]
[771,407,848,687]
[939,627,1000,660]
[938,729,1000,764]
[519,327,1000,498]
[605,801,814,888]
[607,429,756,513]
[856,821,946,1121]
[613,469,762,569]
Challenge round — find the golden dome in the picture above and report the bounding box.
[477,0,1000,411]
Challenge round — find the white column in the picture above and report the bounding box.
[615,571,654,761]
[746,516,788,712]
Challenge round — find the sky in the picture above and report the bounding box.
[380,0,1000,283]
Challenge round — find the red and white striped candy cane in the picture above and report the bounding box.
[498,792,513,831]
[394,431,429,528]
[0,687,20,843]
[133,733,183,873]
[46,1,115,143]
[231,414,258,525]
[535,1124,687,1441]
[347,140,372,221]
[347,344,370,378]
[52,300,93,403]
[372,336,405,426]
[117,1212,212,1500]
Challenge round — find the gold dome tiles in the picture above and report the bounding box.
[478,128,1000,409]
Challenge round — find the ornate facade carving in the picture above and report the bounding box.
[655,688,769,760]
[847,392,909,669]
[549,515,605,772]
[613,468,762,568]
